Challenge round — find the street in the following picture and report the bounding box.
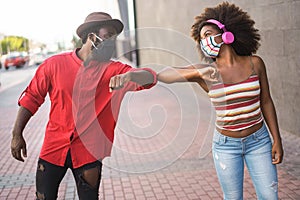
[0,65,299,199]
[0,65,36,93]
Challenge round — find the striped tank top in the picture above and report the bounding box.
[208,70,263,131]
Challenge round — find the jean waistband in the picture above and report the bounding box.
[213,122,267,142]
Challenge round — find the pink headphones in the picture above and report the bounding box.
[206,19,234,44]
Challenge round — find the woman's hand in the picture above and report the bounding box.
[198,66,219,82]
[272,140,284,164]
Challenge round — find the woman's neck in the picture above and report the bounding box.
[215,45,240,67]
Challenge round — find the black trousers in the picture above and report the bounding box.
[35,150,102,200]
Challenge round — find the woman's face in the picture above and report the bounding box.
[200,25,222,43]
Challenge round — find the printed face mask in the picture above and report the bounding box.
[200,34,223,58]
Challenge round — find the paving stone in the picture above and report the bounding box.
[0,74,299,200]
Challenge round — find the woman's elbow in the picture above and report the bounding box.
[260,95,275,109]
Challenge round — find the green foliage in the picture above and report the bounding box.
[0,36,29,54]
[71,35,82,48]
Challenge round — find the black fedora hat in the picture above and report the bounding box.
[76,12,124,38]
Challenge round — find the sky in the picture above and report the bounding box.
[0,0,120,49]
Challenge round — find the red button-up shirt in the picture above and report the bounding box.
[18,49,157,168]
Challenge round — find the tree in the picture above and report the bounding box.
[0,36,29,54]
[71,35,82,48]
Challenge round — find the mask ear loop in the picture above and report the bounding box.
[89,33,104,50]
[91,41,98,49]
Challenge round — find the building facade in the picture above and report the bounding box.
[132,0,300,136]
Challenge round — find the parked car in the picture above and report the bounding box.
[4,52,29,70]
[30,52,47,65]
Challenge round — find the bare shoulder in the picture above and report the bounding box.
[251,55,266,75]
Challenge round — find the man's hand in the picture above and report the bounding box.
[11,135,27,162]
[109,72,131,92]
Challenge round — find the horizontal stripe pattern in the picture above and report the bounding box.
[208,74,263,131]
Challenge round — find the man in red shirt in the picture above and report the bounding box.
[10,12,157,200]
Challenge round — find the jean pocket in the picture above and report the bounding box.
[254,128,270,142]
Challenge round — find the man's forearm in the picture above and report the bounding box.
[12,106,33,137]
[129,70,155,86]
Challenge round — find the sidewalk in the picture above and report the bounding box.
[0,82,299,200]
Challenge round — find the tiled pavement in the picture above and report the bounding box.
[0,68,299,199]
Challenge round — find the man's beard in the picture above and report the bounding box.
[84,40,116,66]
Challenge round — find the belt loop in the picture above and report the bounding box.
[223,135,227,143]
[253,132,257,140]
[214,129,222,143]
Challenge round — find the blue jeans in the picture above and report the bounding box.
[212,123,278,200]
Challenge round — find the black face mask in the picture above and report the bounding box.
[91,39,116,62]
[84,33,117,66]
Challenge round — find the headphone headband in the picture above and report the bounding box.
[206,19,227,31]
[206,19,234,44]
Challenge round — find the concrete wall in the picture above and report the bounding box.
[134,0,300,136]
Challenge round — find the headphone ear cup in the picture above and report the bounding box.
[222,32,235,44]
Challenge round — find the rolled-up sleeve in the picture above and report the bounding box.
[18,64,50,115]
[129,67,157,89]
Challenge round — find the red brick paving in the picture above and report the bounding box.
[0,75,299,199]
